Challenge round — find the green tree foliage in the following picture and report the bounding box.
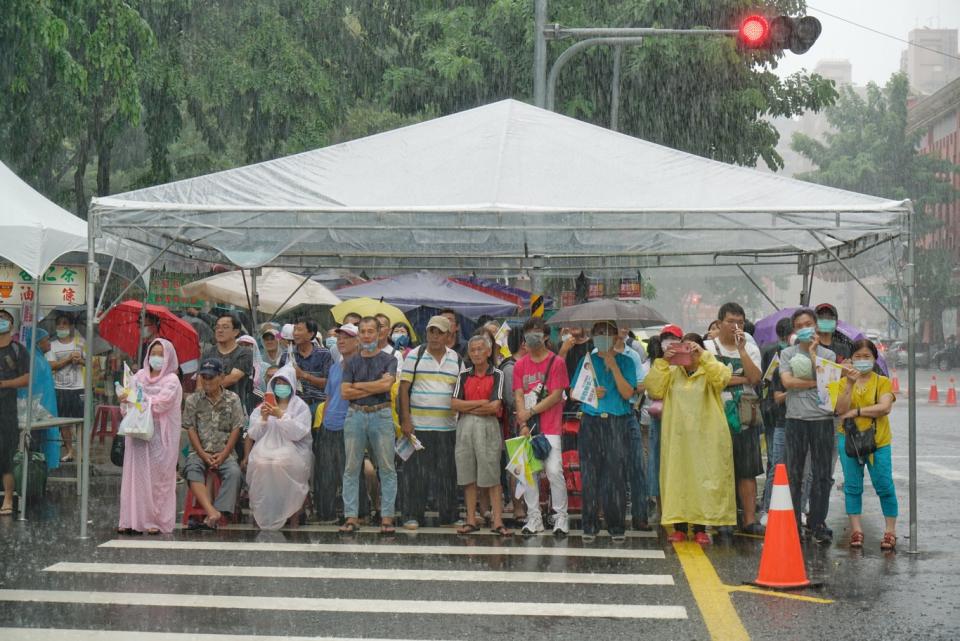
[792,73,960,341]
[2,0,837,218]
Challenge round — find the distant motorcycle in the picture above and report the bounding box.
[933,344,960,371]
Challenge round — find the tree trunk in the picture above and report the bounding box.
[96,133,111,196]
[73,136,90,220]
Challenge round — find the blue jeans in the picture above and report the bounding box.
[647,417,661,496]
[762,425,786,513]
[838,439,898,517]
[625,414,648,524]
[343,407,397,519]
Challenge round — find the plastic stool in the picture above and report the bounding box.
[92,405,122,444]
[182,469,237,526]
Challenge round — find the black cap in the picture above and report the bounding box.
[815,302,838,318]
[198,357,224,376]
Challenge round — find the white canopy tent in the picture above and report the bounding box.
[85,99,920,549]
[181,267,341,316]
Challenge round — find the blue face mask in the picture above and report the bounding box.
[392,333,410,348]
[794,327,816,343]
[778,340,789,349]
[817,319,837,334]
[274,383,293,399]
[852,359,874,373]
[361,341,378,353]
[592,335,614,353]
[324,337,338,350]
[0,319,10,334]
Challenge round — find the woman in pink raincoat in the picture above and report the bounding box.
[117,338,183,534]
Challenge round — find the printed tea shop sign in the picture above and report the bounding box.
[0,265,87,307]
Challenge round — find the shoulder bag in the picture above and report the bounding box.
[843,378,879,463]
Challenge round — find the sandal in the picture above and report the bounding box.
[456,522,480,535]
[380,521,396,535]
[0,506,13,516]
[338,521,360,534]
[849,530,864,548]
[491,525,512,537]
[880,532,897,551]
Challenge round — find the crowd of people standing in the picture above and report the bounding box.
[0,297,899,550]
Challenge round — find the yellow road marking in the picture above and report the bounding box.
[727,585,834,604]
[673,541,750,641]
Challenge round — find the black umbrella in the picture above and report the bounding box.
[546,299,666,329]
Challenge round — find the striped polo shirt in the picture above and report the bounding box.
[400,346,462,431]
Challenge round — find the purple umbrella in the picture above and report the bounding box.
[753,307,888,375]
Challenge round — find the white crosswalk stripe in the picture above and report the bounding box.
[0,532,690,637]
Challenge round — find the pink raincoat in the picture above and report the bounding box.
[246,363,313,529]
[118,338,183,533]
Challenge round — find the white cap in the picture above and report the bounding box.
[280,323,295,340]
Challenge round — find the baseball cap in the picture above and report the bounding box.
[261,327,279,339]
[198,357,224,377]
[660,324,684,339]
[336,323,359,337]
[280,323,295,340]
[815,303,838,317]
[427,315,451,333]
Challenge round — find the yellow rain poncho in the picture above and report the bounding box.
[644,350,736,526]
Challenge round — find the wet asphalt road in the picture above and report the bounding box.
[0,401,957,640]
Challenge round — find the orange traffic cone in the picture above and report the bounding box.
[890,370,900,394]
[947,378,957,407]
[929,375,940,404]
[752,463,811,590]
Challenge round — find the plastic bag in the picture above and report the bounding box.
[116,364,155,441]
[18,396,54,429]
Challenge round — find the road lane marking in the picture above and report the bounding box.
[673,541,749,641]
[919,461,960,481]
[45,562,674,585]
[0,589,688,620]
[99,539,666,559]
[0,631,444,641]
[727,585,832,604]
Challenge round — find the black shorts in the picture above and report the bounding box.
[732,425,764,479]
[55,388,84,419]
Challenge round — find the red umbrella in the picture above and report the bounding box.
[99,300,200,370]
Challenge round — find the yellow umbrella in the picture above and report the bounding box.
[330,297,418,342]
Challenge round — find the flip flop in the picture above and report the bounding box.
[380,522,396,534]
[456,522,480,535]
[491,525,512,537]
[0,507,13,516]
[338,522,360,534]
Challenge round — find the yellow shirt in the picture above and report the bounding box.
[836,374,894,448]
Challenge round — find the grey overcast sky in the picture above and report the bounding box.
[773,0,960,86]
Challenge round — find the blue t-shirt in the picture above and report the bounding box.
[573,352,637,417]
[280,345,332,403]
[322,360,347,431]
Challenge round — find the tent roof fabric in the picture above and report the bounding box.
[91,100,909,271]
[334,272,517,318]
[1,162,87,277]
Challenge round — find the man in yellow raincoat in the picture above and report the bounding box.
[644,329,736,544]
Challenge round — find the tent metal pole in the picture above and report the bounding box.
[269,270,323,322]
[250,269,260,333]
[736,265,779,312]
[80,211,97,539]
[93,250,119,320]
[906,204,918,553]
[102,234,180,319]
[809,231,901,324]
[18,286,41,520]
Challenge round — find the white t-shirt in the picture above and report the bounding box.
[46,336,86,390]
[704,337,761,399]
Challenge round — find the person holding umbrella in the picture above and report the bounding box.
[570,320,637,543]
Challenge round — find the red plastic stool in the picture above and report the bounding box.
[93,405,122,444]
[182,470,237,526]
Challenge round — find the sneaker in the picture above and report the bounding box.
[812,525,833,545]
[694,531,712,545]
[611,533,627,543]
[521,517,544,536]
[667,530,687,543]
[553,515,569,536]
[581,533,596,543]
[402,519,419,531]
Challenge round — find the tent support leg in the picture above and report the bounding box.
[80,212,98,539]
[905,206,918,553]
[736,265,779,312]
[799,256,813,307]
[809,231,901,324]
[250,269,259,332]
[93,250,119,320]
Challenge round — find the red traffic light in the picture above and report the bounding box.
[739,15,770,47]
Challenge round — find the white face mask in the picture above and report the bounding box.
[148,355,164,371]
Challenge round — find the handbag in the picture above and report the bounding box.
[110,433,125,467]
[844,382,878,462]
[13,449,47,498]
[738,396,762,430]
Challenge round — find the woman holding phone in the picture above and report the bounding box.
[644,329,736,544]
